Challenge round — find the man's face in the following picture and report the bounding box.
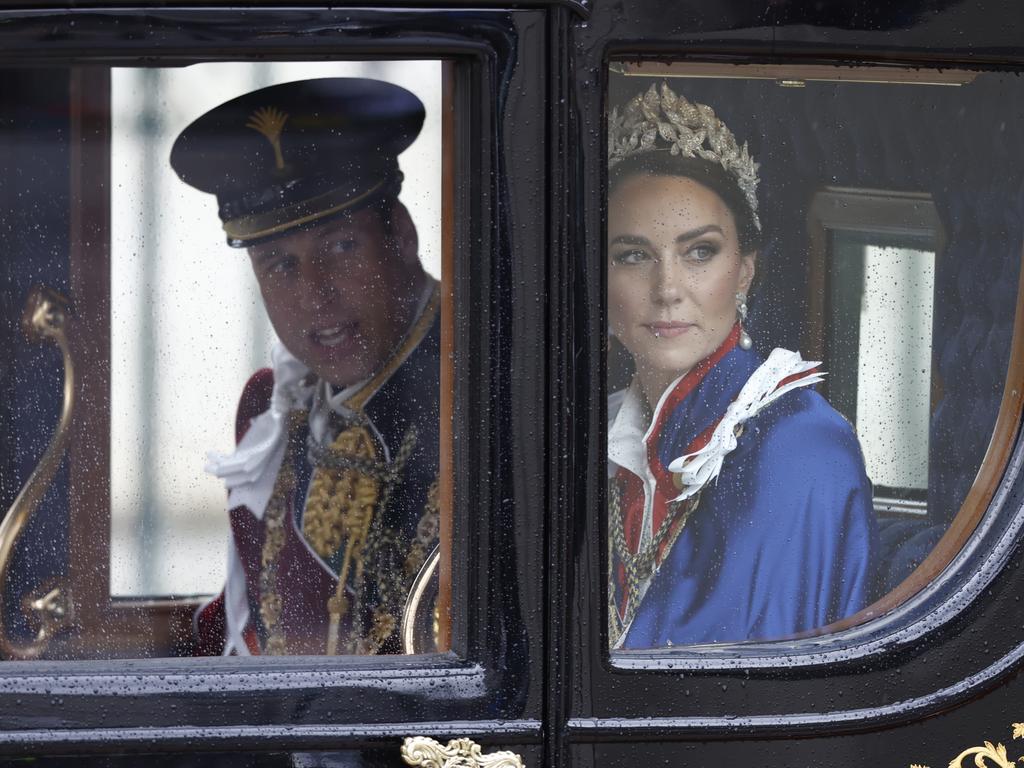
[247,204,423,387]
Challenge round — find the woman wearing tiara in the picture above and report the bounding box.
[607,83,877,650]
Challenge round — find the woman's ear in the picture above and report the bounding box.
[739,252,757,294]
[387,200,420,268]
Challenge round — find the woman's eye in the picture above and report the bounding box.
[612,248,651,265]
[685,242,719,262]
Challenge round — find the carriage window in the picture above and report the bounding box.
[606,62,1024,652]
[0,61,453,659]
[809,188,944,515]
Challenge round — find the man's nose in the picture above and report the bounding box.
[653,255,683,305]
[296,257,338,312]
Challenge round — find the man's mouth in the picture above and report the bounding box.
[311,323,357,348]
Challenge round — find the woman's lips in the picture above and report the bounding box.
[644,321,695,339]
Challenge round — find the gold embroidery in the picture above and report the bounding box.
[246,106,288,170]
[344,286,440,414]
[303,426,380,558]
[257,289,441,655]
[608,478,699,647]
[258,410,306,656]
[404,478,440,579]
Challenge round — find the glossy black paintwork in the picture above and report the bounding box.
[0,5,547,755]
[565,1,1024,766]
[1,0,1024,765]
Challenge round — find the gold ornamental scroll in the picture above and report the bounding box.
[401,736,525,768]
[0,287,77,660]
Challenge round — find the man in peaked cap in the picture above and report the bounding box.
[172,78,440,656]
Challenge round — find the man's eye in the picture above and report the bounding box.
[612,248,651,265]
[329,238,358,255]
[265,256,297,277]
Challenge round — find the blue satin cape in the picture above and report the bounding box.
[616,343,878,649]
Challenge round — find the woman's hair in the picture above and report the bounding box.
[609,152,763,255]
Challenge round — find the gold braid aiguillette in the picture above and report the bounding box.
[258,410,307,655]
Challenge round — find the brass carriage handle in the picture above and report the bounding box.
[0,287,76,660]
[401,544,440,654]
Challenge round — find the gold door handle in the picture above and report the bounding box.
[0,287,77,660]
[401,544,440,654]
[401,737,525,768]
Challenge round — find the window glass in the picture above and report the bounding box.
[606,63,1024,651]
[0,61,451,659]
[108,62,443,597]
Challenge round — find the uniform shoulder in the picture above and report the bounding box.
[235,368,275,443]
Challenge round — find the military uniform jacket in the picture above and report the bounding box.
[195,286,441,656]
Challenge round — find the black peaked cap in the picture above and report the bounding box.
[170,77,425,247]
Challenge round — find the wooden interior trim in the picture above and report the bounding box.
[804,199,828,362]
[436,59,455,654]
[65,67,199,659]
[800,186,1013,638]
[854,238,1024,621]
[67,66,113,650]
[614,61,977,86]
[803,187,945,376]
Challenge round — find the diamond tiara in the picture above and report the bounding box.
[608,83,761,231]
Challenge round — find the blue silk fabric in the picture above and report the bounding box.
[615,343,878,649]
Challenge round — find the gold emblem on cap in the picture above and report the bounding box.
[246,106,289,170]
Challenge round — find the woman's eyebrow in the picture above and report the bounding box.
[609,234,651,247]
[675,224,723,243]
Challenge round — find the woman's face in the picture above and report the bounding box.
[608,173,756,394]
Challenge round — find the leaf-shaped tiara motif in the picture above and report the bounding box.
[246,106,289,171]
[609,83,761,231]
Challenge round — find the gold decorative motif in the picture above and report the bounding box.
[0,287,77,660]
[246,106,289,170]
[401,543,440,654]
[401,736,525,768]
[405,478,440,579]
[344,286,440,414]
[312,424,380,656]
[258,410,306,655]
[608,478,699,648]
[223,179,386,243]
[256,286,442,656]
[948,742,1013,768]
[608,82,761,230]
[303,426,380,559]
[910,722,1024,768]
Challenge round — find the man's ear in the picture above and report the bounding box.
[387,200,420,267]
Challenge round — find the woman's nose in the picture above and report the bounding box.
[652,256,683,305]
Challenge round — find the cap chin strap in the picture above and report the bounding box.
[223,178,387,244]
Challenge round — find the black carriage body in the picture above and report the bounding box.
[0,0,1022,766]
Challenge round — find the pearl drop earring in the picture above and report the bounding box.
[736,292,752,350]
